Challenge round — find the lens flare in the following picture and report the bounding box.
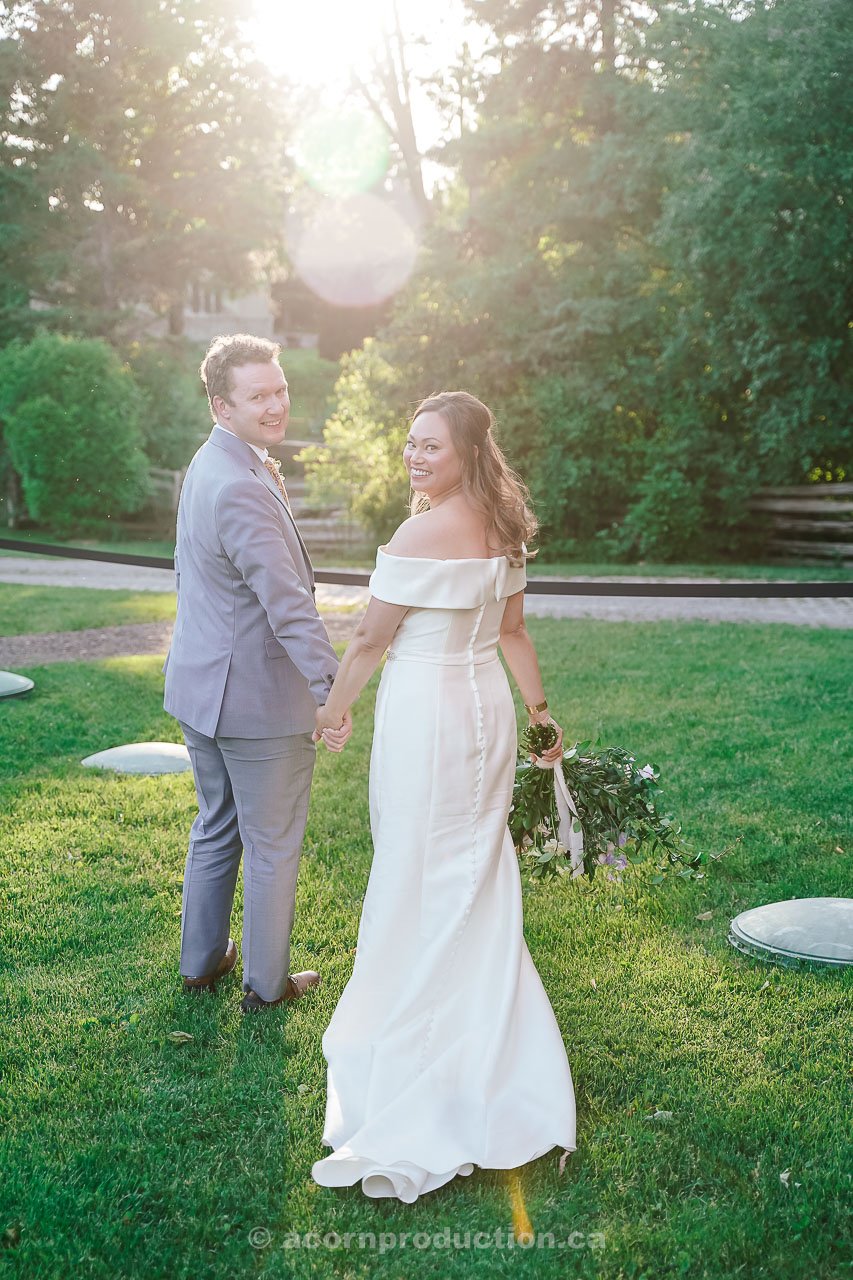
[507,1170,534,1244]
[292,106,391,198]
[290,192,419,308]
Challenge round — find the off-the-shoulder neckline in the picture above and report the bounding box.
[377,545,521,565]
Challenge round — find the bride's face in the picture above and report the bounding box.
[403,412,463,500]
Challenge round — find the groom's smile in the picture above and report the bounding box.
[212,359,291,450]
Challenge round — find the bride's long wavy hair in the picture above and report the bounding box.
[409,391,537,566]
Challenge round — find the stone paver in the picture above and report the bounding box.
[521,591,853,628]
[0,554,850,628]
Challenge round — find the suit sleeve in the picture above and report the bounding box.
[162,544,180,677]
[214,478,339,705]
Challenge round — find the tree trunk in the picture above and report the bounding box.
[599,0,617,71]
[168,298,185,336]
[357,0,431,225]
[6,467,22,529]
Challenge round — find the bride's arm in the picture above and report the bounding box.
[317,516,443,742]
[314,596,409,740]
[498,590,564,764]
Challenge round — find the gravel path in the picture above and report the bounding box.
[0,556,179,593]
[0,554,850,629]
[0,615,358,669]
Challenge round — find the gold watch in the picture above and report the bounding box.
[524,698,548,717]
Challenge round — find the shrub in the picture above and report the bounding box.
[300,341,411,542]
[0,332,149,534]
[279,348,341,438]
[125,340,210,470]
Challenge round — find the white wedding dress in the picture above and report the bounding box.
[311,549,576,1202]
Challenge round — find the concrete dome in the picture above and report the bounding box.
[0,670,34,698]
[81,742,191,775]
[729,897,853,968]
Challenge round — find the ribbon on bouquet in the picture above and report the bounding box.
[534,757,585,877]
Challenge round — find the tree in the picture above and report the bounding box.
[309,0,853,559]
[311,0,671,548]
[125,339,210,470]
[650,0,853,491]
[0,0,286,341]
[300,340,411,540]
[354,0,431,223]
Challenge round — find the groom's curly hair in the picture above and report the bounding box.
[199,334,282,421]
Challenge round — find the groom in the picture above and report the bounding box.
[163,333,350,1012]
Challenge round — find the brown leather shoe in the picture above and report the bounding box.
[182,939,238,993]
[240,970,321,1013]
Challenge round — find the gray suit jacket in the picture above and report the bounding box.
[163,425,338,738]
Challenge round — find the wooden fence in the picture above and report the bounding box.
[749,484,853,566]
[148,467,187,513]
[147,469,853,568]
[145,445,368,554]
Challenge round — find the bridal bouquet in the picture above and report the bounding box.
[509,724,703,884]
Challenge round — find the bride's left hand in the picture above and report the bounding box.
[529,715,564,765]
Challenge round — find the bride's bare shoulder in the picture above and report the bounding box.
[387,503,491,560]
[385,511,445,559]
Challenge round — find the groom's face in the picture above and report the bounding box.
[214,360,290,450]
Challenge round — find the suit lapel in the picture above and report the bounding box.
[255,457,288,510]
[209,426,316,590]
[252,460,316,589]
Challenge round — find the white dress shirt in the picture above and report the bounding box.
[216,420,268,462]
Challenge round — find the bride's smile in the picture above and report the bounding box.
[403,410,465,504]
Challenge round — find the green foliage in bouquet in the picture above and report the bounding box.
[510,731,704,884]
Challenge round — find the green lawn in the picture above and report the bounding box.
[0,584,177,637]
[0,622,851,1279]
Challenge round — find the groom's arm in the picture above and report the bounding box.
[214,478,338,705]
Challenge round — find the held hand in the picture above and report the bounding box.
[529,714,564,765]
[323,707,352,752]
[312,706,352,753]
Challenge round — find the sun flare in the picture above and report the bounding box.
[245,0,470,308]
[247,0,394,86]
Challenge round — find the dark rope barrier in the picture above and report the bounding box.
[0,538,850,598]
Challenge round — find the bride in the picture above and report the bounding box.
[311,391,576,1202]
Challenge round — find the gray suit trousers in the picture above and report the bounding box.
[179,722,316,1002]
